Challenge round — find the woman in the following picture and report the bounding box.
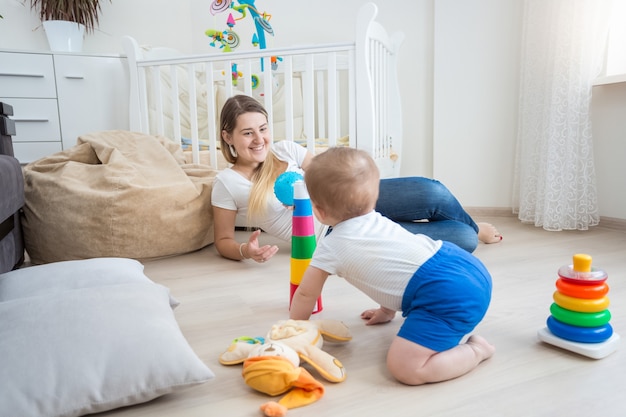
[211,95,500,263]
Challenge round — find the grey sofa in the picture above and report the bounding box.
[0,102,25,273]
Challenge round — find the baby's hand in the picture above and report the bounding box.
[360,307,396,325]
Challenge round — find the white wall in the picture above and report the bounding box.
[591,82,626,220]
[433,0,522,208]
[0,0,193,53]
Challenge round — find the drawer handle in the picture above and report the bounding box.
[64,75,85,80]
[14,118,49,122]
[0,72,45,78]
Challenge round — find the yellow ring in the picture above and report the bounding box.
[553,291,610,313]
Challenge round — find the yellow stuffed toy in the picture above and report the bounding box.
[219,319,352,416]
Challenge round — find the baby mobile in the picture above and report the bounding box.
[205,0,279,87]
[205,0,274,52]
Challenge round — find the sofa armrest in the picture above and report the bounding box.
[0,154,25,272]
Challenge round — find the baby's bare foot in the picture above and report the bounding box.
[477,222,502,244]
[467,335,496,361]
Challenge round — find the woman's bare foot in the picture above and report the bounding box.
[477,222,502,244]
[467,335,496,361]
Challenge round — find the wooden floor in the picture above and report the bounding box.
[99,215,626,417]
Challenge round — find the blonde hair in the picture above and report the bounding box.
[305,147,380,222]
[219,95,284,225]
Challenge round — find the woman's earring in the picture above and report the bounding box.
[229,144,238,158]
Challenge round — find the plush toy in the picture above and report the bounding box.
[219,319,352,416]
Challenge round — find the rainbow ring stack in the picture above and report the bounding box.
[537,254,620,359]
[290,180,322,314]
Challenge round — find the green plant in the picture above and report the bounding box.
[27,0,111,33]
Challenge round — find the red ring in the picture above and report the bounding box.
[555,278,609,299]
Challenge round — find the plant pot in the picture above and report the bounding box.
[43,20,85,52]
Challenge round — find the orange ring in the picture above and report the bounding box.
[553,291,610,313]
[555,278,609,299]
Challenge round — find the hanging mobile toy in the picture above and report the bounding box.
[205,0,274,53]
[271,56,282,71]
[210,0,231,15]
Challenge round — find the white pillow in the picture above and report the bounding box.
[0,257,170,300]
[0,259,213,417]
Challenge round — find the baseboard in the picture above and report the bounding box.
[464,207,516,218]
[465,207,626,233]
[597,216,626,233]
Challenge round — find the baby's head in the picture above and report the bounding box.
[305,147,379,222]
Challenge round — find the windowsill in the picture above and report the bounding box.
[593,73,626,86]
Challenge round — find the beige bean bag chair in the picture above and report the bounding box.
[22,131,217,264]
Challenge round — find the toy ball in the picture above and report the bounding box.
[274,171,304,206]
[248,342,300,367]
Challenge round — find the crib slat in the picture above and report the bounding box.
[284,56,294,141]
[316,71,325,142]
[380,41,390,159]
[187,64,200,165]
[137,67,149,133]
[242,60,253,97]
[262,56,273,135]
[170,65,182,149]
[327,51,338,147]
[348,50,356,150]
[205,61,218,169]
[153,67,165,136]
[303,54,315,150]
[370,42,382,158]
[225,60,234,98]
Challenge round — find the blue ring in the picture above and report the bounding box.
[546,315,613,343]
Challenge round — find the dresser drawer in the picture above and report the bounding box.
[0,98,61,143]
[13,142,64,164]
[0,52,57,98]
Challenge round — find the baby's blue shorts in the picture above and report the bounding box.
[398,241,492,352]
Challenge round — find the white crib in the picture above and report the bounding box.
[122,2,404,178]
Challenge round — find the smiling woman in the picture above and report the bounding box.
[211,95,309,263]
[210,94,500,269]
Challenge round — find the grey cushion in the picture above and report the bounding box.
[0,258,213,417]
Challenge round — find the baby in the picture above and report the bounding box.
[289,147,495,385]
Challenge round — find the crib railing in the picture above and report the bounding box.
[125,37,356,168]
[123,3,404,177]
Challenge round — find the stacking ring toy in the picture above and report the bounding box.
[549,303,611,327]
[558,265,607,285]
[553,291,610,313]
[555,278,609,299]
[547,316,613,343]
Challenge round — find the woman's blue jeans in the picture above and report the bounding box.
[375,177,480,253]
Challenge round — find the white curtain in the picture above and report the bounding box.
[512,0,613,231]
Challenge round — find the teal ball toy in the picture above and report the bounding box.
[274,172,304,205]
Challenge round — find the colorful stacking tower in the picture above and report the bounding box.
[537,254,620,359]
[290,180,322,314]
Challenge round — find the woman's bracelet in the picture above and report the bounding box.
[239,242,249,259]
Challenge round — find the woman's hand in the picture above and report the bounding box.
[244,229,279,263]
[360,306,396,325]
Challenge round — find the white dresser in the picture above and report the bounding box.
[0,50,129,163]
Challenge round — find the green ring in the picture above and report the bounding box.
[549,303,611,327]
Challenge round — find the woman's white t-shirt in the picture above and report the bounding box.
[211,141,321,241]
